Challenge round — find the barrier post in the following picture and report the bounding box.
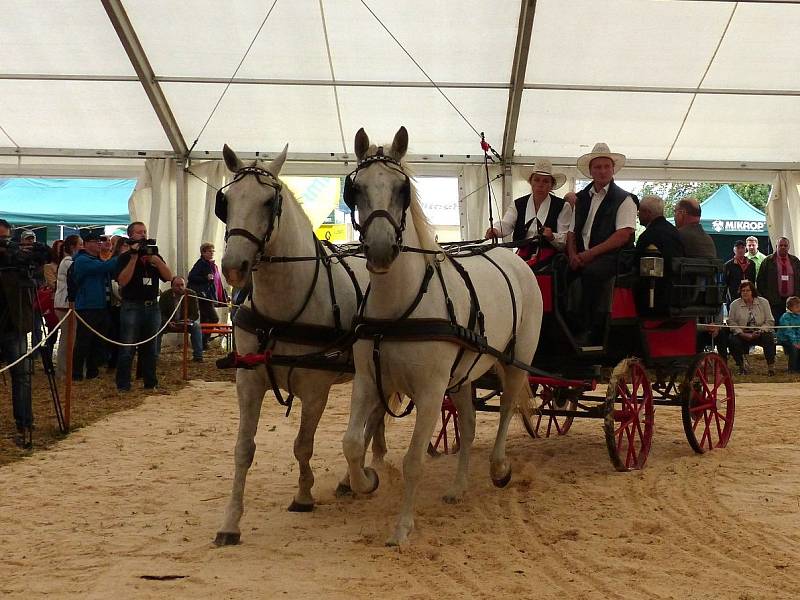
[182,294,189,380]
[64,304,76,431]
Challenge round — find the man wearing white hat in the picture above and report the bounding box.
[485,159,572,264]
[567,142,638,343]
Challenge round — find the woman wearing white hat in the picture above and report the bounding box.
[484,159,571,265]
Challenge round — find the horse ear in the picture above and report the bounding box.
[222,144,243,172]
[269,144,289,175]
[354,128,370,160]
[390,126,408,160]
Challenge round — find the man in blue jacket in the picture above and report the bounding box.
[72,231,118,380]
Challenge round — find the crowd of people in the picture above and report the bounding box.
[489,143,800,375]
[0,218,230,447]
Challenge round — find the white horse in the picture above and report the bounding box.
[214,144,388,546]
[342,127,544,545]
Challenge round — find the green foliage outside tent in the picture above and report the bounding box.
[639,182,771,216]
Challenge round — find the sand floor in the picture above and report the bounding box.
[1,381,799,599]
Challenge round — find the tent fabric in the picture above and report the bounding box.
[2,1,800,164]
[0,177,134,226]
[766,172,800,246]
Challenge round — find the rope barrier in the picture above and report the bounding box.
[73,300,184,347]
[0,309,72,374]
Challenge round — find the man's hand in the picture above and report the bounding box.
[145,255,165,267]
[485,227,501,240]
[568,252,583,270]
[542,226,554,241]
[577,249,594,266]
[207,273,214,281]
[563,191,577,206]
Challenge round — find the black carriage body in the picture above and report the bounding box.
[532,255,726,376]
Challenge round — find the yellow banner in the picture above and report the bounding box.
[315,223,348,242]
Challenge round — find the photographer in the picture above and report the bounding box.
[114,222,172,392]
[0,219,47,448]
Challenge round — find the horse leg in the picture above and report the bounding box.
[336,402,386,497]
[443,385,476,504]
[387,393,442,546]
[490,367,526,488]
[288,387,330,512]
[215,367,267,546]
[342,377,382,495]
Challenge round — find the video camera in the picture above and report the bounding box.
[124,238,159,257]
[0,238,49,271]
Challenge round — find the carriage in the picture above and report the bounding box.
[431,250,736,472]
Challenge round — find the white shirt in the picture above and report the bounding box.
[496,195,573,250]
[568,183,637,249]
[54,255,73,309]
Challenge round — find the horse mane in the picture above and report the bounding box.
[362,144,439,252]
[403,162,439,252]
[253,159,314,231]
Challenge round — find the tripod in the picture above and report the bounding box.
[0,265,66,450]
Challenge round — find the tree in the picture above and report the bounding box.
[638,181,771,216]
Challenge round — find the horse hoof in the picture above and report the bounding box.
[335,482,353,498]
[442,493,463,505]
[364,467,380,494]
[287,500,314,513]
[213,531,241,546]
[492,468,512,488]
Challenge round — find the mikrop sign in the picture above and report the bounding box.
[710,220,766,233]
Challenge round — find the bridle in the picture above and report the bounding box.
[343,148,411,245]
[215,165,284,261]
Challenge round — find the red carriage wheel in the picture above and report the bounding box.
[603,359,654,471]
[681,352,735,453]
[519,383,576,438]
[428,394,460,456]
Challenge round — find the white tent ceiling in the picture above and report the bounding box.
[1,0,799,173]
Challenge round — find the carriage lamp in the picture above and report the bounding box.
[639,248,664,309]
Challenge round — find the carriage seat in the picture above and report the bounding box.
[667,257,725,317]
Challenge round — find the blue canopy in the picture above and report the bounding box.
[700,184,766,236]
[0,178,135,226]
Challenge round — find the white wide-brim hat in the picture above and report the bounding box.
[576,142,626,178]
[521,159,567,190]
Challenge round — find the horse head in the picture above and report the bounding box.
[218,143,288,287]
[347,126,410,273]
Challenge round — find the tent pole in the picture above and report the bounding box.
[176,159,188,277]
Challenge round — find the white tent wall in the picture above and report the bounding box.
[766,172,800,249]
[129,158,228,282]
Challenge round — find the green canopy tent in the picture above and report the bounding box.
[0,178,135,242]
[699,185,771,260]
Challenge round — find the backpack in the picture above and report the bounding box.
[66,262,79,303]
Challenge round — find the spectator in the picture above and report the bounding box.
[106,237,130,371]
[723,240,756,308]
[71,231,119,380]
[777,296,800,373]
[567,142,638,344]
[53,235,83,377]
[745,235,766,275]
[728,280,775,376]
[674,198,717,259]
[158,276,203,362]
[0,219,35,447]
[756,237,800,324]
[188,242,228,349]
[635,195,685,314]
[99,235,114,261]
[43,243,60,289]
[114,222,172,392]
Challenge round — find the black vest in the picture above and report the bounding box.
[512,193,566,242]
[572,180,637,252]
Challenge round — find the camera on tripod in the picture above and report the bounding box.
[124,238,159,257]
[0,239,48,271]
